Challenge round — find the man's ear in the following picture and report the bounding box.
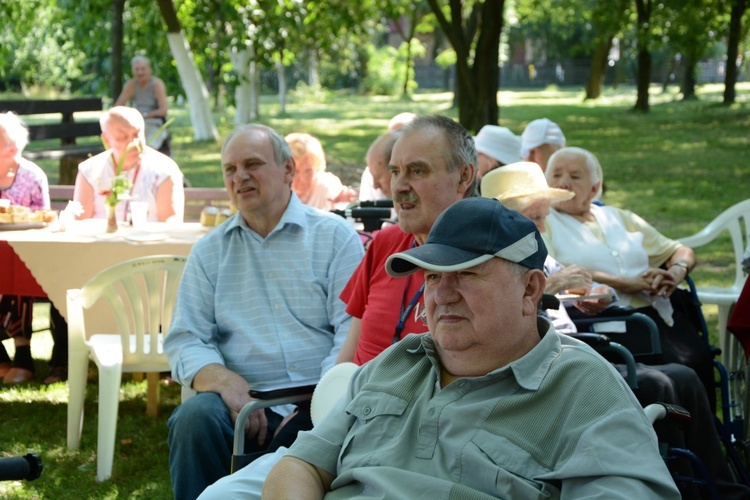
[457,163,475,195]
[522,269,546,317]
[284,157,296,184]
[100,133,110,150]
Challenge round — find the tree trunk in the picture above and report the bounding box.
[232,46,260,125]
[166,33,219,141]
[635,48,651,112]
[634,0,652,112]
[111,0,125,100]
[427,0,504,133]
[277,59,287,115]
[585,38,612,100]
[157,0,219,141]
[682,52,697,100]
[402,38,413,97]
[308,48,319,87]
[401,10,418,98]
[724,0,747,104]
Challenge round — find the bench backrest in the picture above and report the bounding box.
[183,187,231,222]
[47,185,230,222]
[49,185,75,211]
[0,98,104,152]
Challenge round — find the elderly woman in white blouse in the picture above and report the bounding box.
[542,147,714,404]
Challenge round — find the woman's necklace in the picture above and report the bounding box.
[0,161,18,190]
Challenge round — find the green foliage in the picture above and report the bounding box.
[361,44,402,95]
[288,81,331,104]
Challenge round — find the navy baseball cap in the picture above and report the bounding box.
[385,197,547,277]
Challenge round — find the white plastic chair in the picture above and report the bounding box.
[66,254,187,481]
[678,199,750,364]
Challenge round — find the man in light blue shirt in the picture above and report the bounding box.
[165,124,364,499]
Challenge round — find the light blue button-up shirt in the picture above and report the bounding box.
[165,194,364,391]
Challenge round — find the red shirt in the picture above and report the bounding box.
[340,225,429,364]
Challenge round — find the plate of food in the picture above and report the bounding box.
[556,292,613,301]
[0,204,57,229]
[0,222,47,231]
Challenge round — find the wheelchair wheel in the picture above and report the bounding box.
[723,332,750,470]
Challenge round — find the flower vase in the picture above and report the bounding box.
[106,204,118,233]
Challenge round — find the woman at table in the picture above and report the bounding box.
[73,106,184,224]
[542,146,715,405]
[285,132,357,210]
[0,111,52,384]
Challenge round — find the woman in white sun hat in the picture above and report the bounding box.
[472,125,522,180]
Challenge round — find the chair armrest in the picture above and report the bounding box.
[232,385,317,460]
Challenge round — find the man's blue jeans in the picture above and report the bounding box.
[167,392,284,500]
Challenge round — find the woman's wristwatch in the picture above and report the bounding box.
[670,260,690,273]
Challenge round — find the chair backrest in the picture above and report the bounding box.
[679,199,750,291]
[67,255,186,368]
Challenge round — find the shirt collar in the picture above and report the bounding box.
[413,317,561,392]
[222,191,307,238]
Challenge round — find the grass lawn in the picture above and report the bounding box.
[3,83,748,498]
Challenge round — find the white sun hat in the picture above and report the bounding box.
[520,118,566,158]
[473,125,523,165]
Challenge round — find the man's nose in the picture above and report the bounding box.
[390,171,408,193]
[432,274,461,305]
[233,166,250,181]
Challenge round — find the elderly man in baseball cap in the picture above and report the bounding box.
[521,118,566,171]
[262,197,678,499]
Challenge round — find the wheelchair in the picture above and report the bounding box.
[567,284,750,493]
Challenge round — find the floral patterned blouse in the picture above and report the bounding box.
[0,158,50,210]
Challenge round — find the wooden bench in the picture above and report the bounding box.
[182,187,230,222]
[48,185,230,222]
[1,98,105,184]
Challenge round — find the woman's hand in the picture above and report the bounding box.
[573,285,614,315]
[641,268,679,298]
[546,265,593,295]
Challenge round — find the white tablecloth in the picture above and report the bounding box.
[1,219,207,332]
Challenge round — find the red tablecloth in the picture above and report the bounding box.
[728,278,750,358]
[0,240,46,297]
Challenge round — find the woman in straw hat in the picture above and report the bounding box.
[481,161,750,499]
[481,161,612,312]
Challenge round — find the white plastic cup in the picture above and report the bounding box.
[130,201,148,228]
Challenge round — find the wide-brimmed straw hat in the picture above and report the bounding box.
[480,162,574,205]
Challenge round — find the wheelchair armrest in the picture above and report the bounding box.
[588,305,637,318]
[644,403,692,427]
[573,311,662,357]
[569,332,611,347]
[232,385,317,461]
[568,334,638,390]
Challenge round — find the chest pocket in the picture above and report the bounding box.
[461,429,556,499]
[339,391,409,468]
